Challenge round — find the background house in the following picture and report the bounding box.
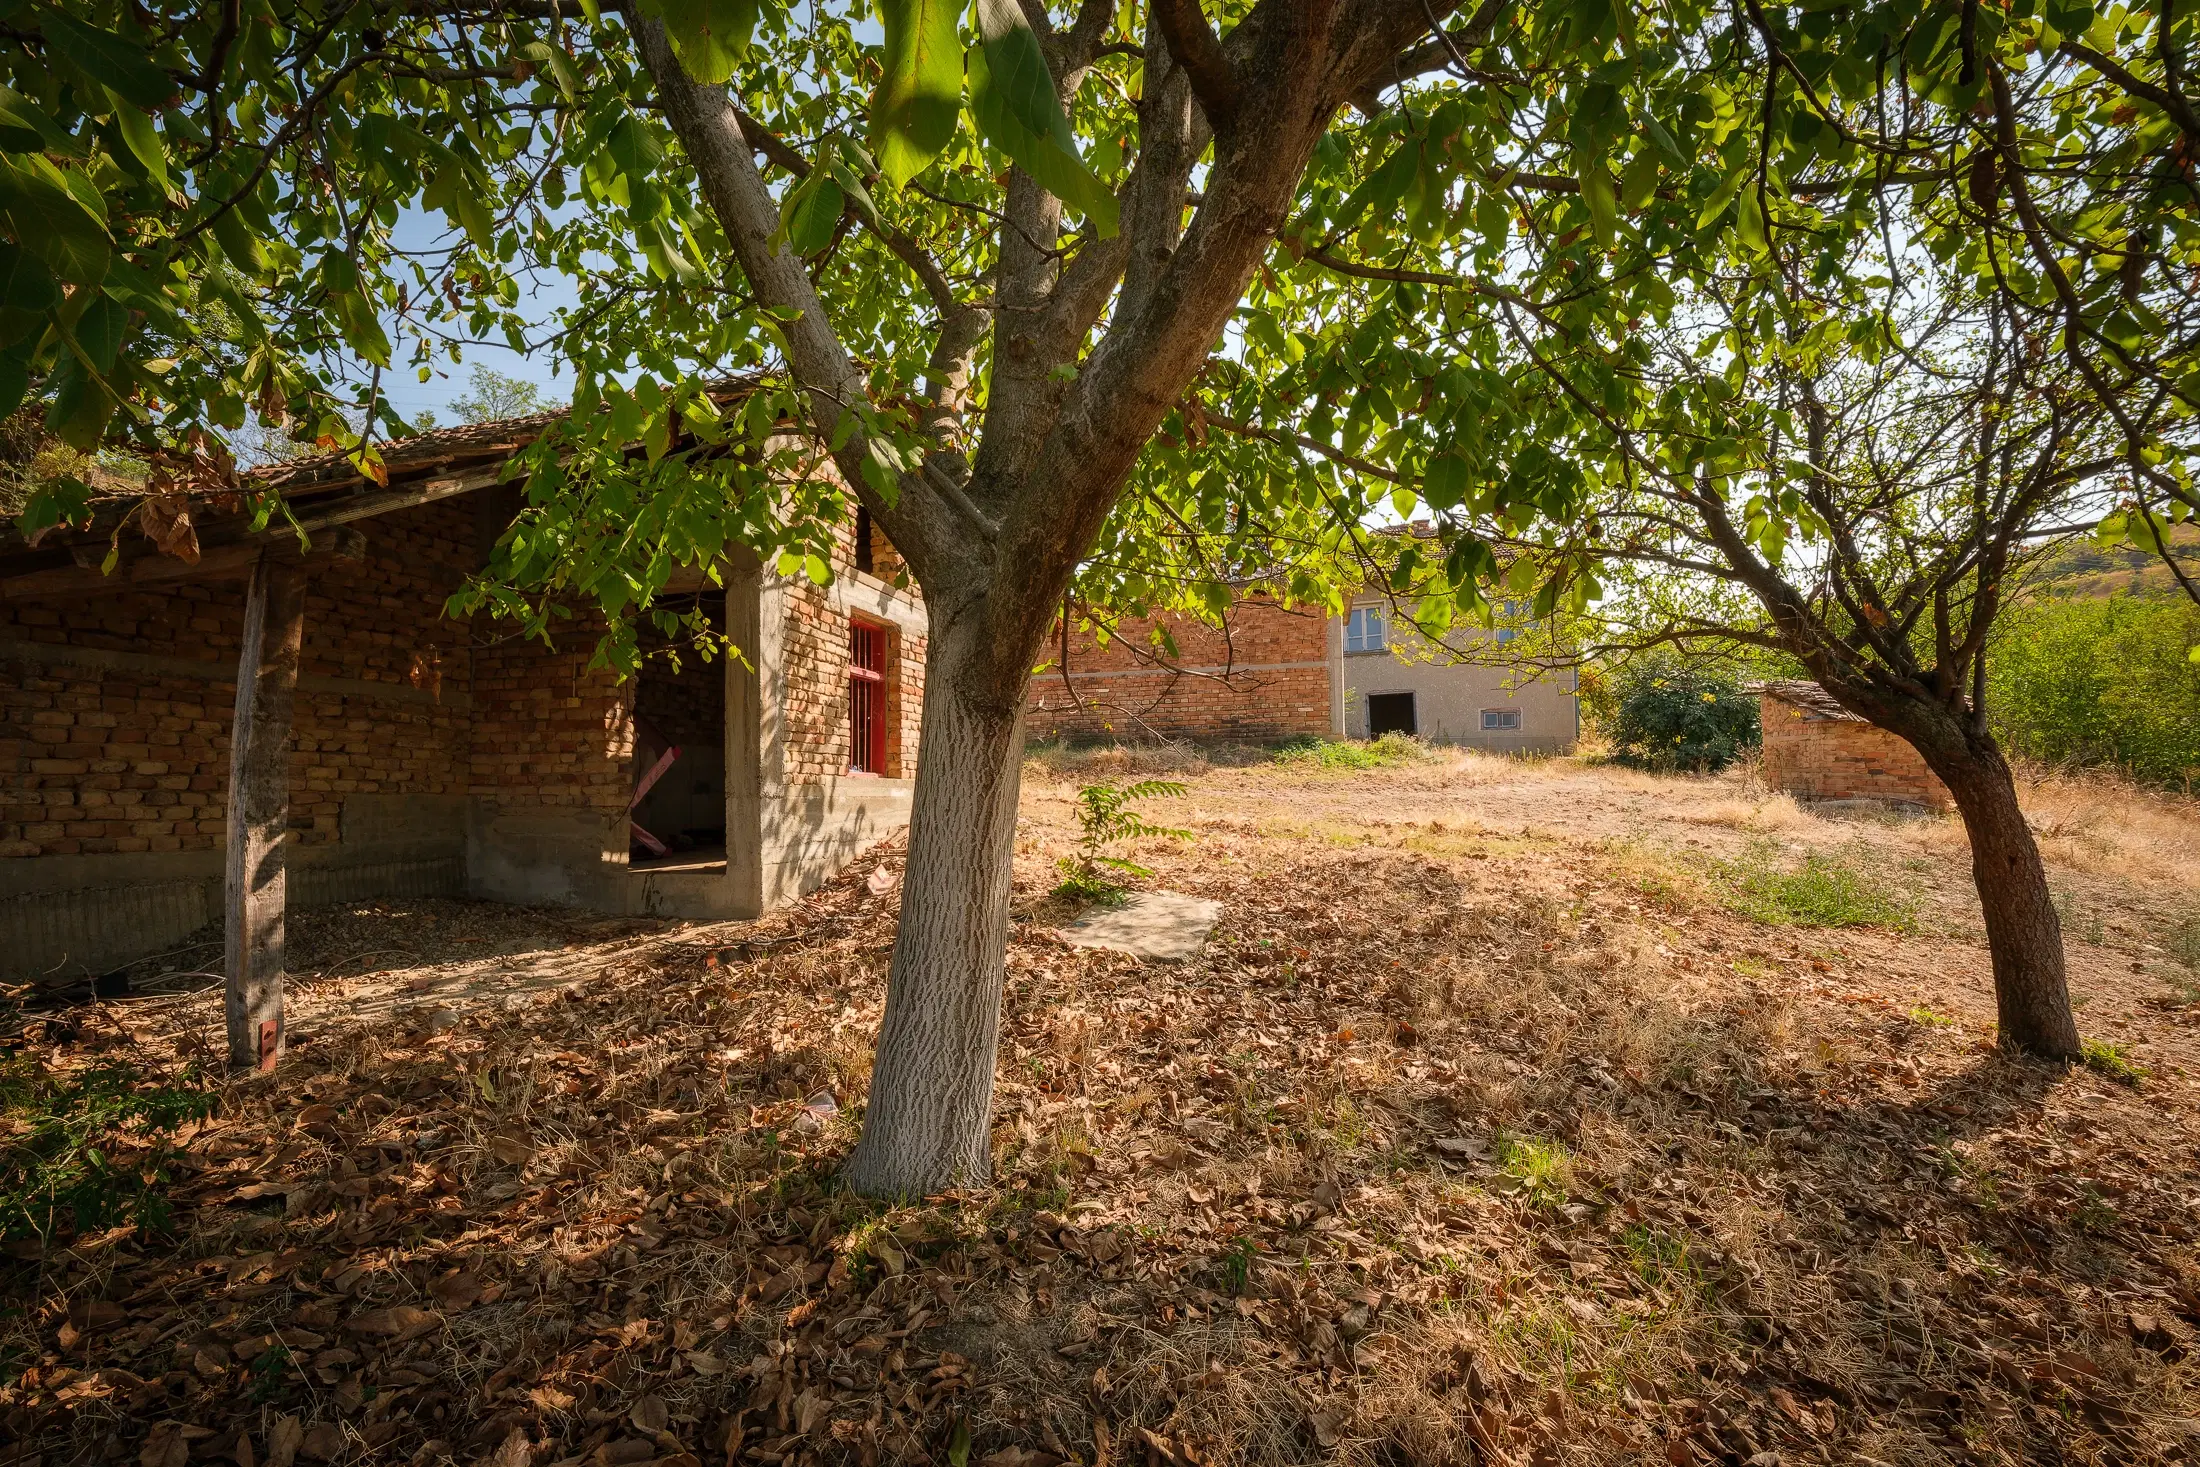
[1029,595,1578,751]
[0,408,925,984]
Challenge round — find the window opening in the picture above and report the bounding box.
[1481,708,1523,732]
[855,504,874,575]
[849,620,887,774]
[1345,606,1387,653]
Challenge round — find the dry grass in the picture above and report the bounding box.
[9,757,2200,1467]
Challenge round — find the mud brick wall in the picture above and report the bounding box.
[1027,598,1332,743]
[635,597,728,749]
[1759,697,1952,809]
[780,521,925,782]
[0,500,476,859]
[469,619,632,814]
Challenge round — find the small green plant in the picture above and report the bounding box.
[2081,1038,2146,1086]
[1715,840,1917,930]
[1219,1235,1258,1296]
[1496,1134,1572,1208]
[1908,1005,1957,1028]
[0,1055,215,1243]
[1054,779,1191,903]
[1271,732,1428,769]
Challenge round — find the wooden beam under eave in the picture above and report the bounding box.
[0,465,494,603]
[224,554,307,1075]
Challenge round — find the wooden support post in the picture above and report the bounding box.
[224,554,306,1074]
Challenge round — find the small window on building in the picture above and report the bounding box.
[1345,606,1387,652]
[1481,708,1522,732]
[1494,599,1521,644]
[849,621,887,774]
[854,503,875,576]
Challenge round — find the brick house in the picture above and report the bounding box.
[1752,680,1950,810]
[0,406,926,984]
[1028,593,1578,751]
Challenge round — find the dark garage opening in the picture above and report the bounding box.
[1367,692,1417,738]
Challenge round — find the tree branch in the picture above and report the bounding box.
[1152,0,1240,129]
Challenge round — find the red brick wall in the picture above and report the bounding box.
[780,522,926,782]
[1,501,476,859]
[1758,697,1952,809]
[1027,599,1332,742]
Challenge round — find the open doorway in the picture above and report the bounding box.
[630,595,727,870]
[1367,691,1417,738]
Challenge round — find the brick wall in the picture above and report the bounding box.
[1758,696,1952,809]
[0,500,476,859]
[1027,599,1333,742]
[468,620,632,817]
[780,523,926,782]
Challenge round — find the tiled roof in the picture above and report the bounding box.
[1747,679,1864,722]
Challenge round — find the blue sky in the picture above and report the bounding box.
[374,207,582,424]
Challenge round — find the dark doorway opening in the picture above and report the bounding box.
[1367,692,1417,738]
[631,595,728,867]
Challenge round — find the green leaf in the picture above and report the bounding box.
[63,290,129,372]
[1734,184,1767,253]
[968,0,1118,236]
[0,84,84,157]
[45,355,116,450]
[946,1419,971,1467]
[783,173,845,254]
[211,208,268,274]
[1696,164,1749,230]
[0,243,60,314]
[42,12,177,111]
[655,0,760,85]
[1618,147,1660,210]
[1578,160,1616,246]
[0,155,111,285]
[0,338,32,419]
[110,98,170,193]
[871,0,963,187]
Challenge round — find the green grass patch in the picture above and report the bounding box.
[1497,1133,1573,1208]
[1272,732,1432,770]
[1713,840,1917,931]
[2081,1038,2147,1086]
[1,1054,215,1244]
[1908,1005,1957,1028]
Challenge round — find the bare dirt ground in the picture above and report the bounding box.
[9,749,2200,1467]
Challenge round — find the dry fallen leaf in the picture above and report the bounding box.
[344,1305,443,1342]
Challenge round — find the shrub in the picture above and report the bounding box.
[1054,779,1191,904]
[1604,660,1762,773]
[0,1055,215,1243]
[1987,596,2200,788]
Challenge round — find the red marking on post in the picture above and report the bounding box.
[258,1019,280,1072]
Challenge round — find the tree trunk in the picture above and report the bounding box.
[224,555,306,1075]
[842,610,1029,1197]
[1913,722,2081,1060]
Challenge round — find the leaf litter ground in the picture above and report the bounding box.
[8,752,2200,1467]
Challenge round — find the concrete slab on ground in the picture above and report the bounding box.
[1057,891,1222,961]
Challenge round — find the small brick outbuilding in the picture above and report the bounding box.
[1752,680,1950,810]
[1,395,926,986]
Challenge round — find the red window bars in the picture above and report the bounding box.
[849,621,886,774]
